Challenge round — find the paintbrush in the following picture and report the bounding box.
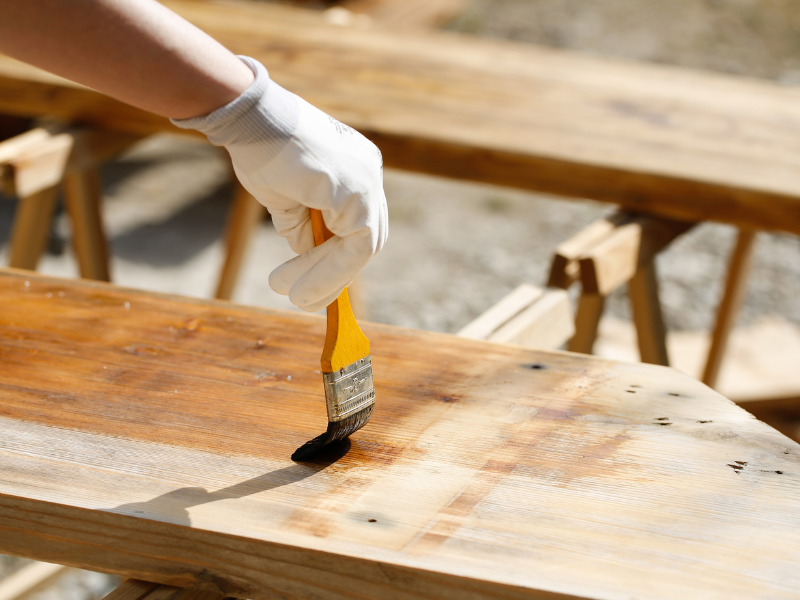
[291,209,375,461]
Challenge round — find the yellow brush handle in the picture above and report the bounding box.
[310,209,371,373]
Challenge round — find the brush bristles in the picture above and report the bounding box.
[291,404,374,461]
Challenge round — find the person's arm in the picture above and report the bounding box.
[0,0,252,119]
[0,0,387,312]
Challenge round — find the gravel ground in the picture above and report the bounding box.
[3,0,800,595]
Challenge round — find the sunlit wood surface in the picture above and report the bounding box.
[0,269,798,599]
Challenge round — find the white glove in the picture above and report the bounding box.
[172,56,388,312]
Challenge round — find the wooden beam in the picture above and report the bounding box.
[458,284,573,350]
[547,214,625,289]
[104,581,224,600]
[578,215,693,296]
[0,562,70,600]
[490,288,573,349]
[0,270,798,600]
[2,0,800,233]
[0,127,140,198]
[1,126,137,278]
[457,284,544,340]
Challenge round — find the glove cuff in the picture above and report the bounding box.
[170,56,299,167]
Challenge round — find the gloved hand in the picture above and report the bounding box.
[172,56,388,312]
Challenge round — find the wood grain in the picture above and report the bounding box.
[2,0,800,232]
[0,269,798,600]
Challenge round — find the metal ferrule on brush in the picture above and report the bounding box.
[323,357,375,422]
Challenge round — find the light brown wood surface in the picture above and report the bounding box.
[0,269,798,600]
[458,284,573,350]
[1,0,800,233]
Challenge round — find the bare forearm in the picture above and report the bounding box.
[0,0,253,119]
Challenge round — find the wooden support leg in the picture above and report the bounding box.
[628,262,669,366]
[702,229,757,388]
[215,182,267,301]
[7,186,59,270]
[568,293,604,354]
[62,168,111,281]
[0,562,70,600]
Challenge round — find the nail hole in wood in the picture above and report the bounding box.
[368,519,377,523]
[526,363,546,370]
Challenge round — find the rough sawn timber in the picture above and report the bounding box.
[2,0,800,233]
[0,269,798,600]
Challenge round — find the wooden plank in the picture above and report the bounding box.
[0,562,70,600]
[457,283,544,340]
[458,285,572,350]
[0,129,53,165]
[0,269,798,600]
[489,288,573,349]
[1,0,800,232]
[3,132,74,198]
[0,127,140,198]
[702,229,757,388]
[547,215,624,289]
